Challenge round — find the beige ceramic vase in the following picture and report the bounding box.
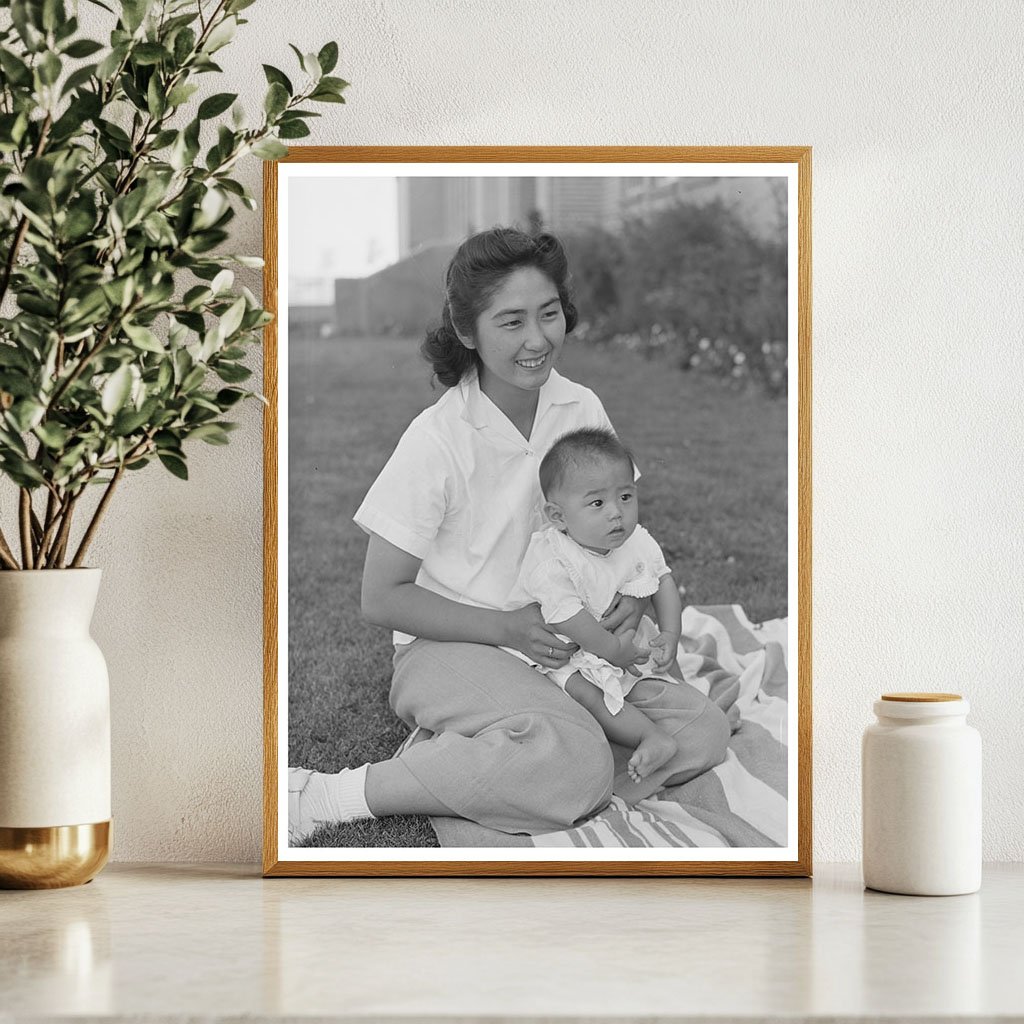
[0,569,111,888]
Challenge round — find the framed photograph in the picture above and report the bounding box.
[263,147,811,877]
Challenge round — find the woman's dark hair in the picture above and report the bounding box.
[421,227,578,387]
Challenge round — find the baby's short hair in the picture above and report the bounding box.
[539,427,634,498]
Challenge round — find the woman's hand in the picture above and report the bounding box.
[503,604,579,669]
[600,593,648,636]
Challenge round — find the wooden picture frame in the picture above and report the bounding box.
[263,147,811,877]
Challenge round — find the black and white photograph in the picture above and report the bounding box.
[266,150,810,875]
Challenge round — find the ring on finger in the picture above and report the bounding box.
[548,646,554,658]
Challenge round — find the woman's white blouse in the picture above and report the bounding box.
[353,369,616,644]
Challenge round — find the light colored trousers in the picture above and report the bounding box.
[390,639,731,835]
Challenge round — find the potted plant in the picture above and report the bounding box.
[0,0,345,887]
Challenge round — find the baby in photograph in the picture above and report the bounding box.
[513,427,685,783]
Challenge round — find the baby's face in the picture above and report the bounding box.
[548,456,639,553]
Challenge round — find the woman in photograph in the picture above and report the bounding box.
[288,226,730,843]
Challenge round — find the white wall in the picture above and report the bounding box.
[68,0,1024,862]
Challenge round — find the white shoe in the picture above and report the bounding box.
[288,767,321,845]
[287,765,374,845]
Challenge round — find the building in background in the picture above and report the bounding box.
[398,178,539,256]
[316,175,787,339]
[397,175,784,258]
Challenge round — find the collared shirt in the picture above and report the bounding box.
[354,368,616,644]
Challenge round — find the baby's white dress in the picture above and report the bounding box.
[513,524,680,714]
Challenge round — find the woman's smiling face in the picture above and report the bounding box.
[462,266,566,403]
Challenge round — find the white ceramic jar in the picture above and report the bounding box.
[862,692,981,896]
[0,570,111,888]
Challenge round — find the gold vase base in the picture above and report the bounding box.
[0,821,111,889]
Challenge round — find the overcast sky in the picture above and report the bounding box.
[287,177,399,283]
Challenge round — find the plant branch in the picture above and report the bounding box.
[70,465,124,567]
[18,489,34,569]
[46,299,140,413]
[0,113,53,309]
[36,487,68,566]
[0,526,20,570]
[45,492,79,569]
[29,506,43,545]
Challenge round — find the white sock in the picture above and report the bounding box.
[303,763,375,823]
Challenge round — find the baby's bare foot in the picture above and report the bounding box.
[627,730,677,783]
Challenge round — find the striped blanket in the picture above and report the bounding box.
[429,605,790,849]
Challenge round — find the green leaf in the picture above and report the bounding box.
[96,43,127,81]
[121,0,154,32]
[42,0,67,33]
[123,321,164,353]
[156,359,173,391]
[198,91,237,119]
[226,0,257,11]
[309,88,346,104]
[0,347,29,370]
[277,120,310,140]
[218,296,246,339]
[132,42,168,66]
[0,422,30,457]
[98,118,132,149]
[101,365,133,415]
[1,455,46,487]
[34,421,71,449]
[148,80,167,119]
[149,128,177,149]
[228,254,263,269]
[264,82,288,117]
[158,451,188,479]
[11,2,44,52]
[183,285,212,309]
[210,269,234,294]
[214,362,251,383]
[112,405,151,435]
[173,26,196,65]
[63,38,104,58]
[9,399,45,432]
[262,64,292,94]
[300,51,321,81]
[251,138,287,160]
[215,388,247,408]
[0,50,33,87]
[17,293,58,317]
[317,41,339,75]
[114,187,149,228]
[203,16,236,54]
[38,51,63,86]
[319,75,349,93]
[167,81,199,107]
[189,423,230,445]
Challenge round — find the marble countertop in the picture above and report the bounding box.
[1,862,1021,1020]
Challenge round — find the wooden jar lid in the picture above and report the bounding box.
[881,692,962,702]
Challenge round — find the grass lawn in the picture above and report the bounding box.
[287,336,788,847]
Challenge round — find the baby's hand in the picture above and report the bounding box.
[610,628,649,676]
[648,631,681,672]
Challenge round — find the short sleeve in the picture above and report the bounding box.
[634,526,670,579]
[353,420,453,560]
[515,531,587,624]
[521,558,586,624]
[616,526,672,599]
